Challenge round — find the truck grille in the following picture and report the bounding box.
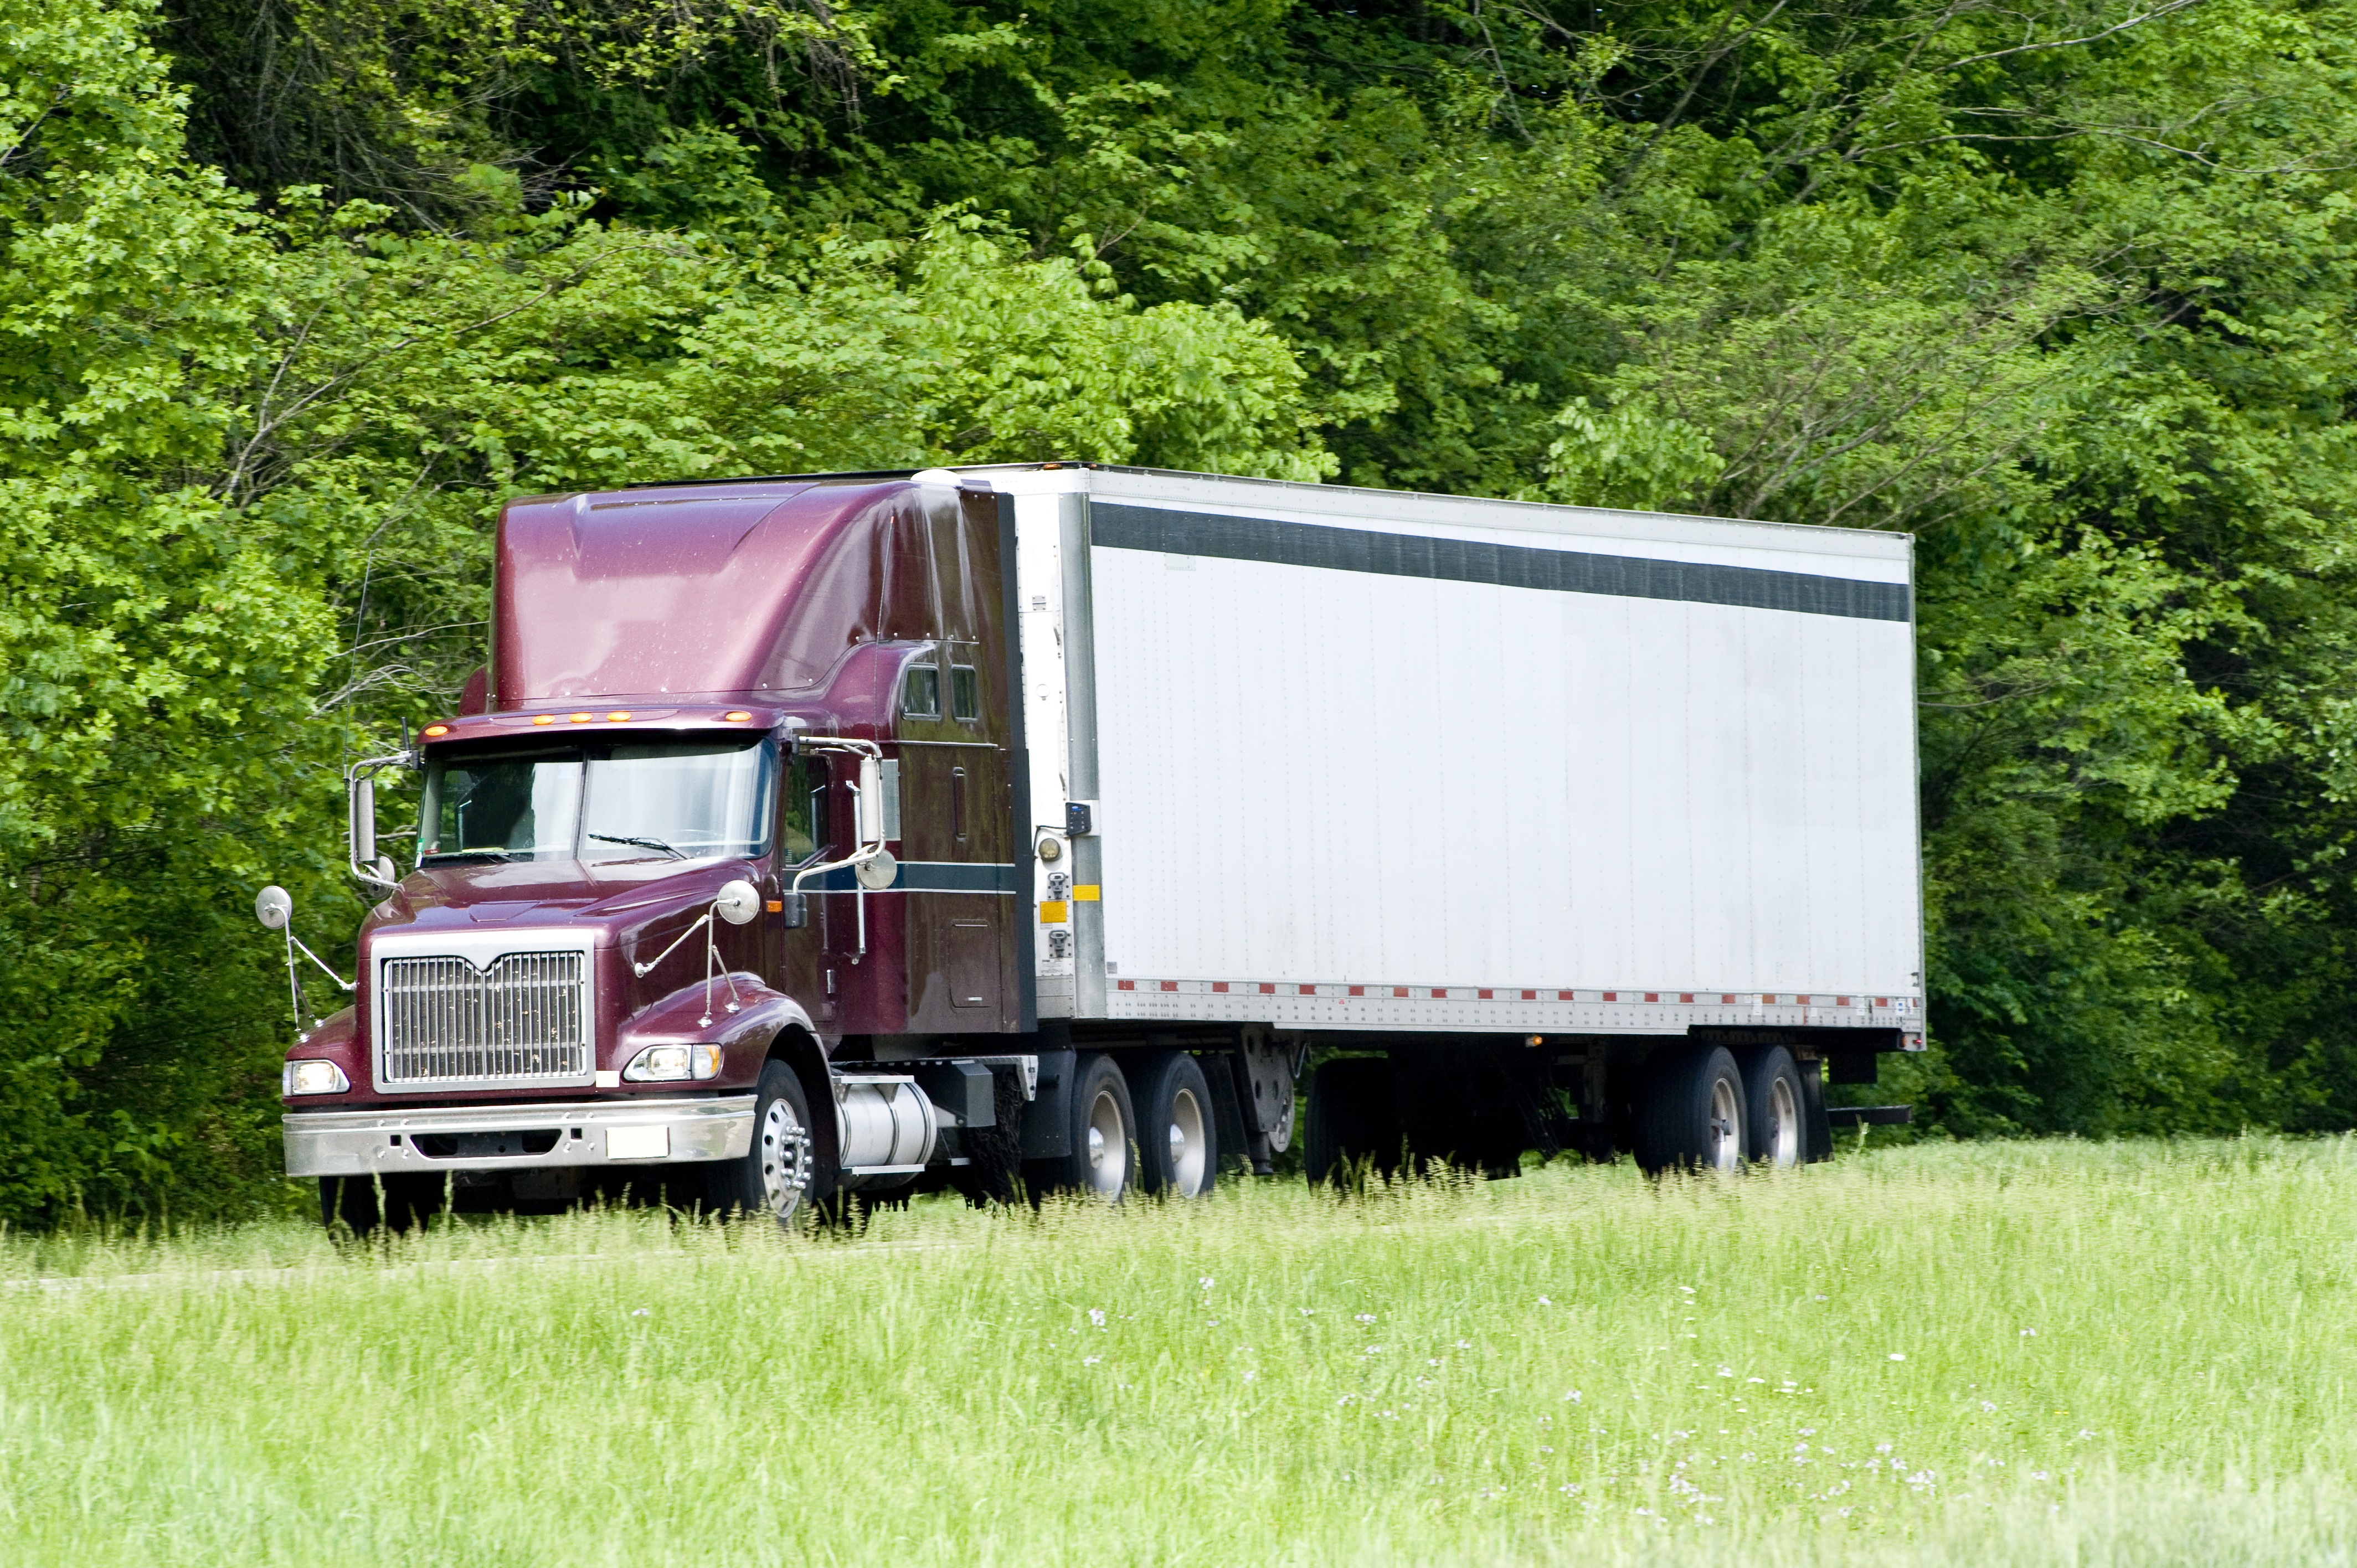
[378,952,589,1085]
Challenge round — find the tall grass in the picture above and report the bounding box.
[3,1139,2353,1565]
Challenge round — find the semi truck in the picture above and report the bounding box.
[264,462,1926,1230]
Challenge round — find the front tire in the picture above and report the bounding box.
[1134,1051,1218,1198]
[706,1059,817,1226]
[1636,1045,1746,1175]
[319,1173,443,1235]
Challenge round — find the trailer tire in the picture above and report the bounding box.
[706,1058,817,1227]
[1134,1051,1218,1198]
[1305,1058,1401,1188]
[1636,1045,1746,1175]
[1031,1053,1136,1201]
[1737,1046,1805,1168]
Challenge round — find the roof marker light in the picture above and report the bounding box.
[423,724,450,737]
[569,713,594,723]
[723,710,753,722]
[607,711,632,722]
[532,715,555,726]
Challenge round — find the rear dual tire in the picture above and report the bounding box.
[1635,1043,1809,1174]
[1737,1046,1805,1168]
[1636,1044,1746,1174]
[1133,1050,1217,1198]
[1028,1051,1219,1202]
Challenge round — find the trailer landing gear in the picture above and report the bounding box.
[1304,1058,1401,1187]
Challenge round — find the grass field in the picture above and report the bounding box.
[3,1138,2355,1566]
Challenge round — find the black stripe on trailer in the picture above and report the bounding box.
[1093,504,1910,623]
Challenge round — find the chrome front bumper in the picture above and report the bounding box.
[283,1096,756,1179]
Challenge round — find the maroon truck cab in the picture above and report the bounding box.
[280,474,1039,1226]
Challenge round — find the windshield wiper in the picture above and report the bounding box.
[424,848,522,863]
[589,832,685,860]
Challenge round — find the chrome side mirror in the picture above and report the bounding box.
[349,775,377,869]
[714,879,761,925]
[255,885,293,931]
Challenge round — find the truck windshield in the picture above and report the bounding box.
[419,737,776,865]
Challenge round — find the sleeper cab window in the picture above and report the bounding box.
[902,662,941,720]
[950,665,980,722]
[781,752,826,862]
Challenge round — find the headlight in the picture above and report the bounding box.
[623,1043,723,1082]
[284,1059,351,1096]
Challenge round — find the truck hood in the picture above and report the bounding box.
[364,857,766,948]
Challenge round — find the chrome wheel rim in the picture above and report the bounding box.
[759,1095,812,1221]
[1706,1075,1742,1173]
[1166,1086,1208,1196]
[1083,1086,1128,1198]
[1762,1076,1801,1167]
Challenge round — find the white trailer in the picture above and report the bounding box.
[982,463,1922,1176]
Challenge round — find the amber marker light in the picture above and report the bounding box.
[723,710,753,721]
[569,712,594,723]
[606,711,632,722]
[423,724,450,737]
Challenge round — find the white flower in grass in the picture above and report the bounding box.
[1563,1390,1581,1402]
[1243,1370,1257,1381]
[1200,1277,1214,1289]
[1082,1355,1101,1365]
[1089,1308,1106,1327]
[1537,1296,1552,1306]
[2031,1470,2051,1481]
[1356,1313,1377,1323]
[1981,1400,1996,1412]
[1888,1352,1906,1361]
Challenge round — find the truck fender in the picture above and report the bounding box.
[615,981,815,1088]
[764,1025,839,1196]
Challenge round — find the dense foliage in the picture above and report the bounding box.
[2,0,2353,1216]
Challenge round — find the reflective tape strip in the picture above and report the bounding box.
[1039,900,1070,923]
[1072,884,1101,901]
